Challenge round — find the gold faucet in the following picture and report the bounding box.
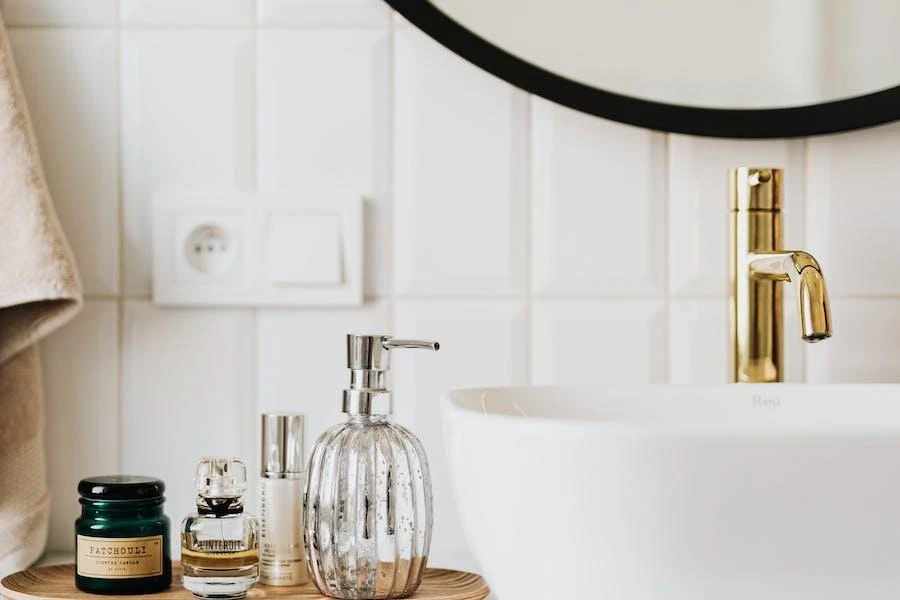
[729,167,832,383]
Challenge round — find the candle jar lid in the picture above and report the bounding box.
[78,475,165,501]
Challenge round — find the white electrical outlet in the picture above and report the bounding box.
[184,224,235,275]
[152,193,363,307]
[172,212,245,285]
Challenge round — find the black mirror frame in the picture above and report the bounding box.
[387,0,900,138]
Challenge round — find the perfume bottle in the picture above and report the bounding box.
[181,458,260,599]
[305,334,439,599]
[259,413,308,586]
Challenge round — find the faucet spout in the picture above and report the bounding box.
[746,251,832,343]
[797,263,832,342]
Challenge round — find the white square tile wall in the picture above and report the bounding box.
[668,299,728,383]
[120,0,254,25]
[532,299,666,384]
[394,27,529,296]
[257,0,389,26]
[531,98,666,296]
[8,3,900,564]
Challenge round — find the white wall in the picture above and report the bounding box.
[6,0,900,569]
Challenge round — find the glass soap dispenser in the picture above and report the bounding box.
[305,334,440,599]
[181,457,260,599]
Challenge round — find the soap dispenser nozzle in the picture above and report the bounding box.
[344,334,439,416]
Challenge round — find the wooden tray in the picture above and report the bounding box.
[0,562,489,600]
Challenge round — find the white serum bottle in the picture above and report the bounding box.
[259,413,309,586]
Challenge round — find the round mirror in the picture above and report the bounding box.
[388,0,900,138]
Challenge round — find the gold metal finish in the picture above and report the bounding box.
[729,167,832,383]
[729,166,781,211]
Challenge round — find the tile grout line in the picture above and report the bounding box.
[248,10,259,193]
[249,0,261,476]
[7,23,391,31]
[524,92,533,386]
[248,308,260,509]
[387,8,396,334]
[661,133,671,384]
[114,14,125,474]
[82,291,900,302]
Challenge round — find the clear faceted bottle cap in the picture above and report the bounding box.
[194,457,248,498]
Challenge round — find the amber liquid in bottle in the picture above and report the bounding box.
[180,547,260,576]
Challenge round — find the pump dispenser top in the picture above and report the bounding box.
[343,334,439,416]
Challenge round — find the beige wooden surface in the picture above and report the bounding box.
[0,562,489,600]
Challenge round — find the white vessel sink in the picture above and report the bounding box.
[443,385,900,599]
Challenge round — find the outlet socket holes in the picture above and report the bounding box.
[184,224,237,275]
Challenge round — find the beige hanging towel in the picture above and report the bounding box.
[0,13,82,575]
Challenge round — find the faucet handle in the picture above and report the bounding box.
[730,167,782,211]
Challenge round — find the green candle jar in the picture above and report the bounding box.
[75,476,172,594]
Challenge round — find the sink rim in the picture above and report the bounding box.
[443,383,900,435]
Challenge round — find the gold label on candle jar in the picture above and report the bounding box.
[76,535,164,579]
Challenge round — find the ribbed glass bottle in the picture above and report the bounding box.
[304,415,433,599]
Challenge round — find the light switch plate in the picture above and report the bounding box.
[152,193,363,306]
[265,212,343,285]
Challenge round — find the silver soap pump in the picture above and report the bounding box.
[304,334,439,600]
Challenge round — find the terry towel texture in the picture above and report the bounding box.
[0,13,82,575]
